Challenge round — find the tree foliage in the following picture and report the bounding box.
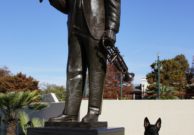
[145,84,179,99]
[103,64,133,99]
[0,91,41,122]
[160,85,179,99]
[41,84,66,101]
[0,67,39,92]
[18,111,44,135]
[0,91,46,135]
[146,54,189,99]
[0,67,11,77]
[185,67,194,98]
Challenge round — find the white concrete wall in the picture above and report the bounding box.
[80,100,194,135]
[14,100,194,135]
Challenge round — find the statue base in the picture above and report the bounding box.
[45,121,108,128]
[27,122,124,135]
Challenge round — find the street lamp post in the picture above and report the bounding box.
[120,73,123,99]
[155,55,162,99]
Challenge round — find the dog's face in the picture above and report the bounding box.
[144,117,161,135]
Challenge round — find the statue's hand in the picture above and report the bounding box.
[102,30,116,47]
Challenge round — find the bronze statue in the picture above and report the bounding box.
[46,0,121,123]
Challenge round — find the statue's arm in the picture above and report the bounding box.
[103,0,120,46]
[105,0,121,33]
[49,0,69,14]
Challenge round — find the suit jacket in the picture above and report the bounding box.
[49,0,120,40]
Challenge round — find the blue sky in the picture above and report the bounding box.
[0,0,194,86]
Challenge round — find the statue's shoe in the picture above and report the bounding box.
[48,114,78,122]
[81,113,99,123]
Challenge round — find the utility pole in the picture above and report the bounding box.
[157,55,161,99]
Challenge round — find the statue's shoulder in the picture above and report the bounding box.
[49,0,69,14]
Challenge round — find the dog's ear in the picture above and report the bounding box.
[144,117,150,128]
[155,118,161,130]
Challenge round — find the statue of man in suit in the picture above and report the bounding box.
[48,0,120,122]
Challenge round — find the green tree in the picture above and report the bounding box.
[160,85,179,99]
[144,83,158,99]
[41,84,66,101]
[185,67,194,98]
[146,54,189,99]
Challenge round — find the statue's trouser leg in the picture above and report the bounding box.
[64,33,87,116]
[64,32,106,117]
[84,37,107,115]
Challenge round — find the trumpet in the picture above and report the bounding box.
[103,43,135,82]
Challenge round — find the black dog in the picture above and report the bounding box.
[144,117,161,135]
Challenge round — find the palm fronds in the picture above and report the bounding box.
[0,91,42,122]
[18,111,44,135]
